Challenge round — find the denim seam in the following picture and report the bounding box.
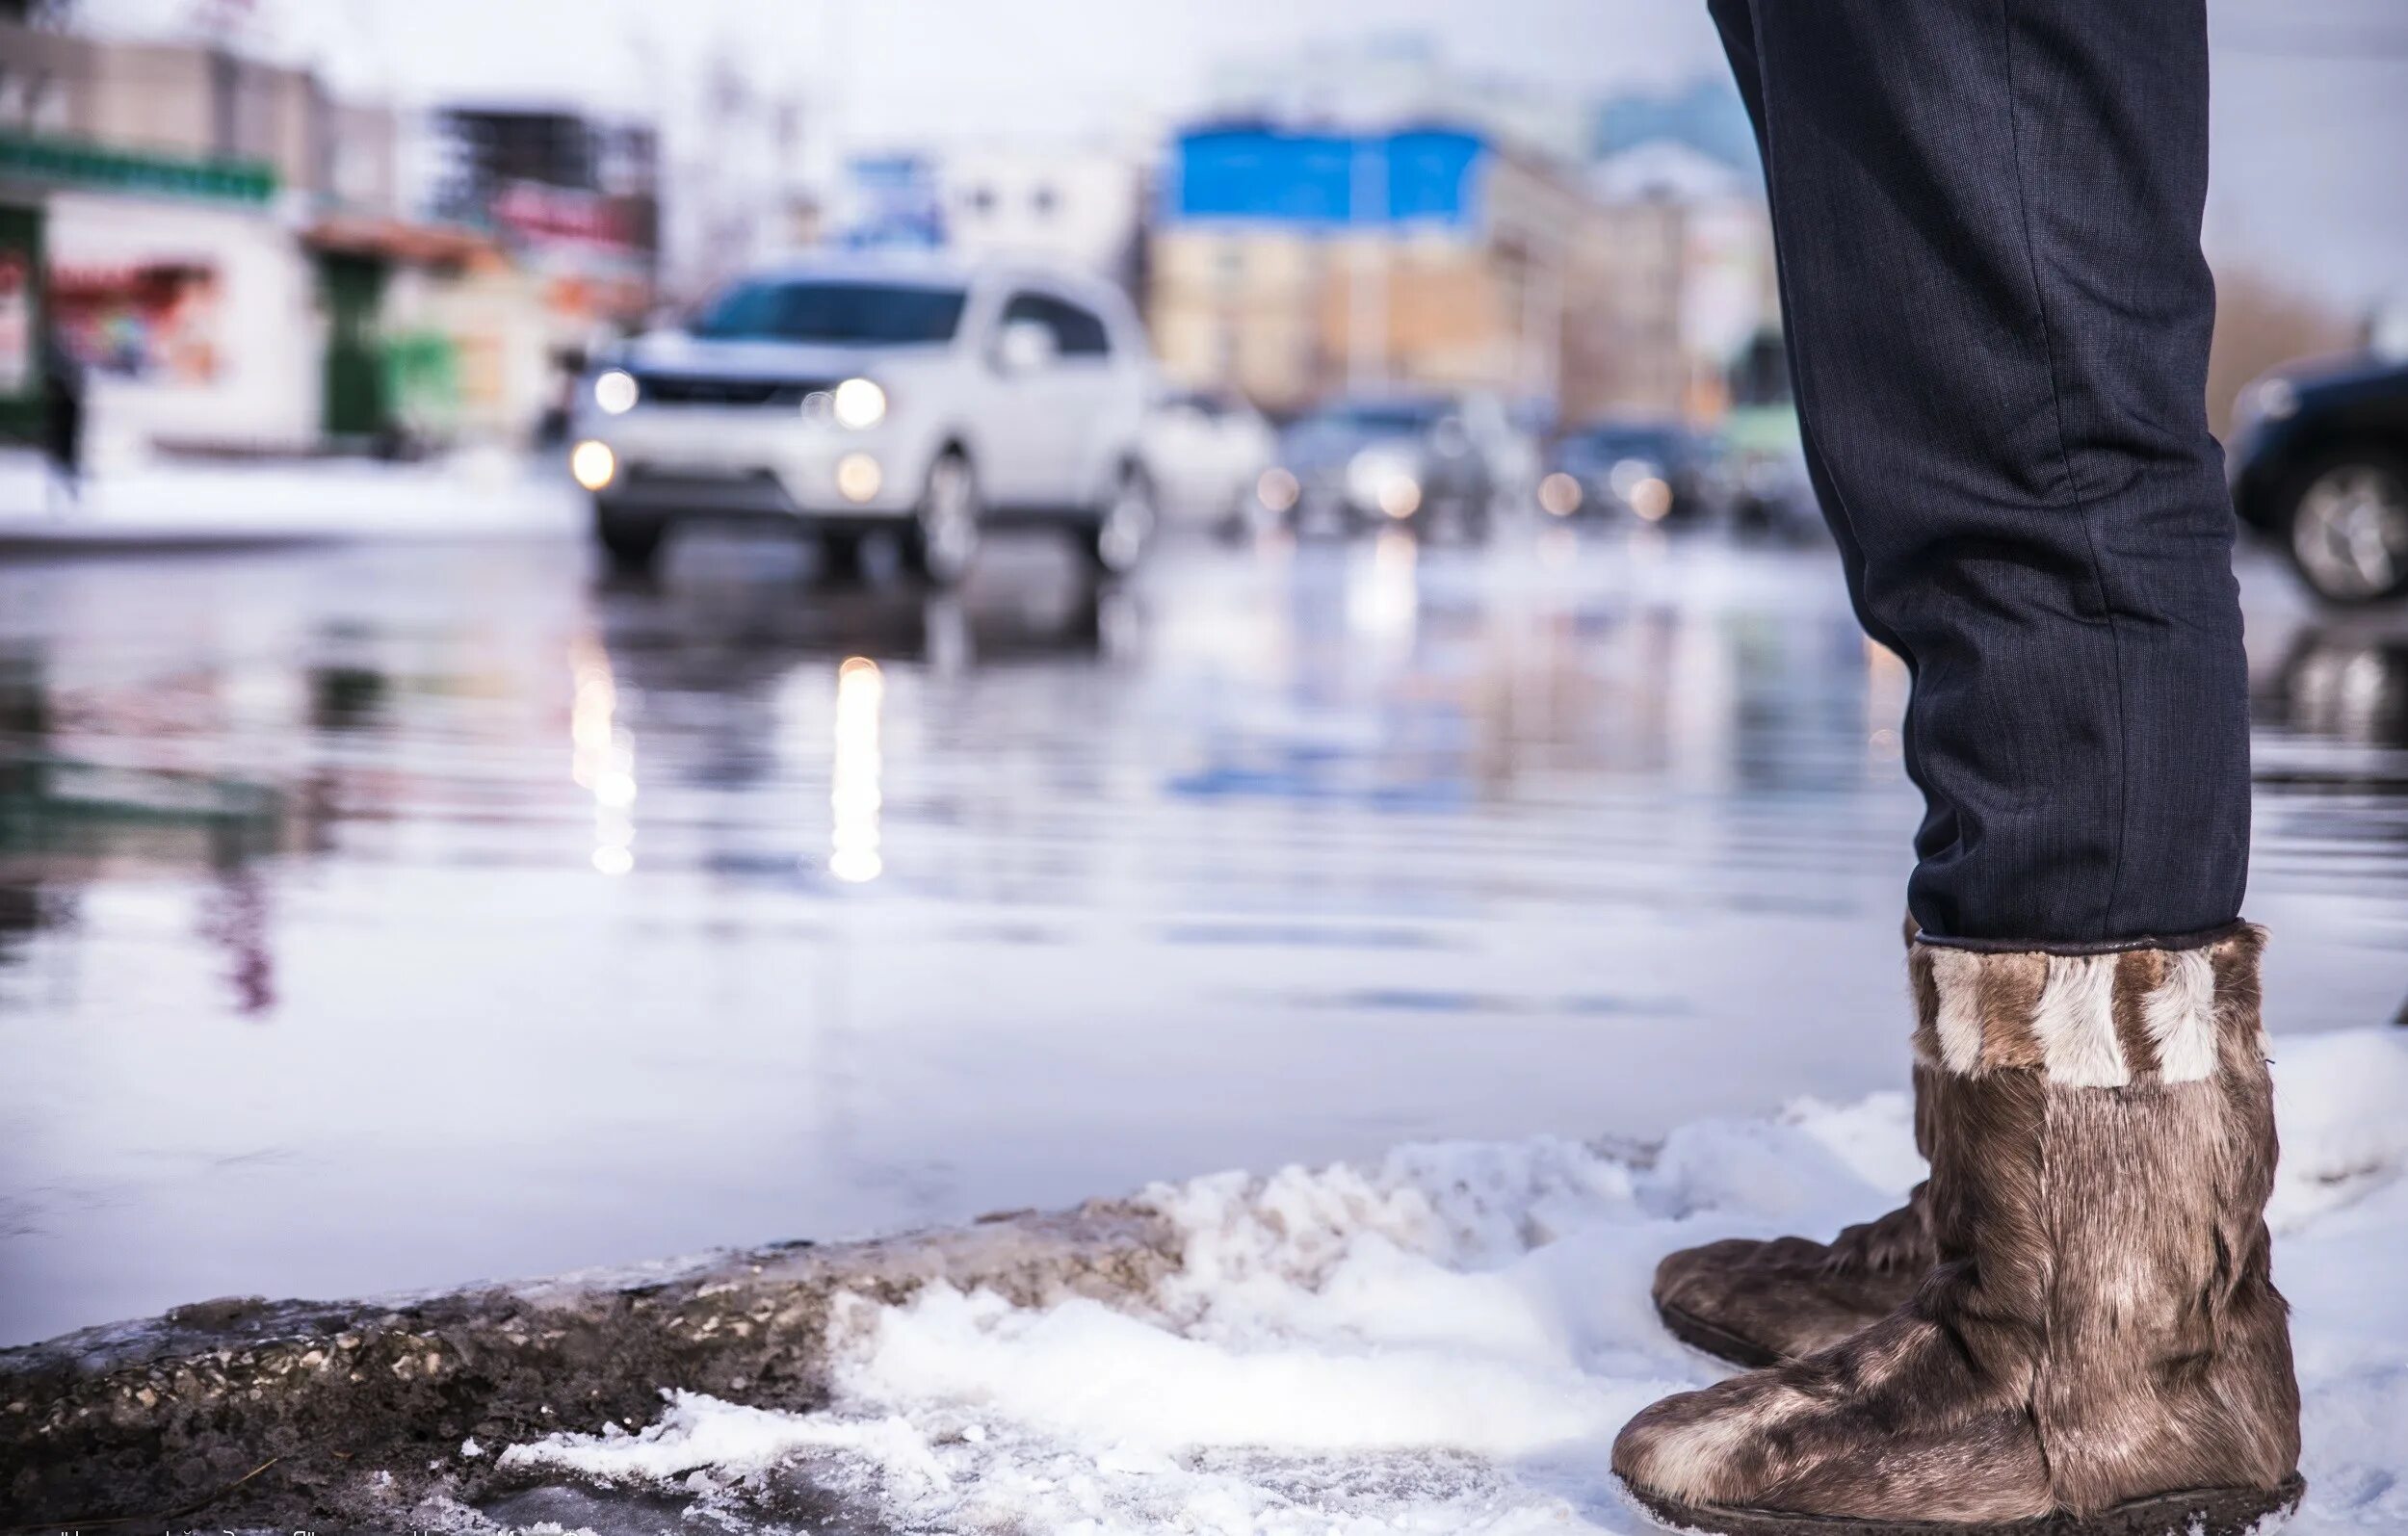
[1996,0,2131,943]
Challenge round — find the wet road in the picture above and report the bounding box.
[2,526,2404,1347]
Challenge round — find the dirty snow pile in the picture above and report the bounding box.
[499,1028,2408,1535]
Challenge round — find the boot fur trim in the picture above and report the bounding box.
[1908,925,2266,1087]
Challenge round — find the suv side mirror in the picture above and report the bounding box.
[996,320,1058,375]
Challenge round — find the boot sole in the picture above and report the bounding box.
[1654,1298,1789,1370]
[1618,1471,2305,1536]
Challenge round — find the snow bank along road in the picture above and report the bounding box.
[6,1026,2403,1534]
[0,449,579,547]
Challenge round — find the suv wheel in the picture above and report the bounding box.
[2285,447,2408,605]
[903,453,981,587]
[594,510,665,578]
[1086,466,1156,575]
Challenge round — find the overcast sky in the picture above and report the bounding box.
[77,0,2408,311]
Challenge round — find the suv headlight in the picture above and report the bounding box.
[832,377,887,430]
[593,369,639,415]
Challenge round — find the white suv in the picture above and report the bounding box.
[570,254,1158,583]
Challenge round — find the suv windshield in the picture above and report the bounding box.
[691,280,968,345]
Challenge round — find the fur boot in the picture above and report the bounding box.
[1653,1065,1937,1367]
[1614,925,2304,1536]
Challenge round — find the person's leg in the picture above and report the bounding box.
[1616,5,2298,1532]
[59,402,83,504]
[1738,0,2247,949]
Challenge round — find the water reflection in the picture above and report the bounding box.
[829,657,884,884]
[2260,632,2408,751]
[306,627,390,733]
[0,535,2403,1348]
[1348,529,1420,654]
[0,643,302,988]
[571,633,638,876]
[193,871,276,1016]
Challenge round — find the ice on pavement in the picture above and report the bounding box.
[498,1027,2408,1534]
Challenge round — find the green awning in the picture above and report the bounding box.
[0,131,276,205]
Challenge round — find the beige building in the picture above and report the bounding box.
[1,23,397,211]
[2,18,408,455]
[1151,139,1664,424]
[1583,143,1781,425]
[1151,122,1776,427]
[3,18,641,451]
[1562,196,1689,421]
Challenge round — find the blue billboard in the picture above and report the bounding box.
[1166,125,1489,231]
[841,153,947,249]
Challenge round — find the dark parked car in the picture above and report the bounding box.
[2229,352,2408,604]
[1540,419,1724,524]
[1261,393,1516,538]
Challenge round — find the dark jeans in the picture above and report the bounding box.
[1711,0,2250,948]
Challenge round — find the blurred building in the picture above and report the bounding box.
[1590,77,1762,184]
[0,15,669,456]
[1206,34,1590,169]
[0,4,677,457]
[1579,141,1777,424]
[1151,47,1781,428]
[823,143,1147,294]
[417,105,659,316]
[0,15,400,454]
[937,143,1144,290]
[656,51,818,307]
[406,104,663,440]
[1151,122,1614,418]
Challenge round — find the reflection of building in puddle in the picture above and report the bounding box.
[569,635,637,874]
[0,649,301,1002]
[0,655,295,876]
[830,658,884,883]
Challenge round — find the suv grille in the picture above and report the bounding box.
[634,373,835,408]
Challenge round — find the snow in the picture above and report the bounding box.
[496,1027,2408,1534]
[0,448,579,545]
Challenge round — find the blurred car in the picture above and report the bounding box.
[1259,391,1517,538]
[1489,398,1551,516]
[570,253,1157,584]
[1141,387,1277,539]
[1537,418,1724,525]
[2229,352,2408,604]
[1726,440,1820,539]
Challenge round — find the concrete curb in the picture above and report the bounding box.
[0,1200,1181,1530]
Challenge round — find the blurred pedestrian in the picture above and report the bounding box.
[41,321,86,513]
[1612,6,2301,1536]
